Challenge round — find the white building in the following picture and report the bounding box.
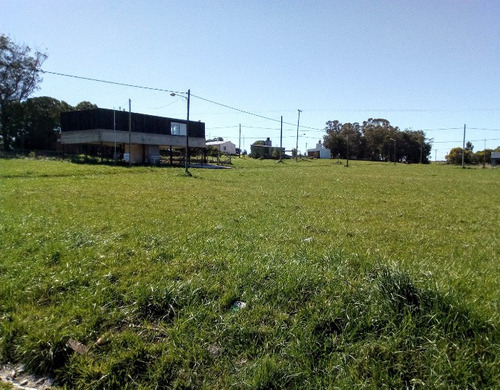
[307,141,331,159]
[206,140,237,155]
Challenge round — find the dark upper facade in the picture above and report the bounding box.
[61,108,205,138]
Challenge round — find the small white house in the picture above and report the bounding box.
[307,141,331,159]
[206,140,237,155]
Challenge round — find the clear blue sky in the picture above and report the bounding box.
[2,0,499,159]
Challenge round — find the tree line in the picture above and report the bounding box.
[323,118,432,163]
[445,142,499,166]
[3,97,97,151]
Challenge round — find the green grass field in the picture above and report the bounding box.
[1,157,499,388]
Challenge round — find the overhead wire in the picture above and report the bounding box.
[43,70,325,131]
[43,70,500,147]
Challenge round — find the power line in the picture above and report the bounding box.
[419,127,462,131]
[43,70,184,95]
[43,70,324,131]
[43,70,500,141]
[432,138,500,144]
[190,93,323,131]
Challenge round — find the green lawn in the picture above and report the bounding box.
[0,157,499,388]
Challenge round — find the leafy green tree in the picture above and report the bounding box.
[362,118,397,161]
[323,121,364,159]
[15,97,72,150]
[324,118,431,163]
[342,122,363,158]
[397,130,431,164]
[0,35,47,150]
[4,95,99,151]
[474,149,492,165]
[323,130,344,157]
[74,101,98,111]
[446,147,473,165]
[1,101,24,148]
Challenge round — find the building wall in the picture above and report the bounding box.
[307,141,331,159]
[206,141,237,155]
[307,148,331,159]
[251,145,284,159]
[61,108,205,138]
[60,109,206,164]
[61,129,205,148]
[491,152,500,167]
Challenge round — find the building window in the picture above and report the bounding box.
[171,122,186,136]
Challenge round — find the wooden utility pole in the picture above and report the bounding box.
[462,124,466,168]
[113,108,117,164]
[295,109,301,161]
[128,99,132,167]
[346,135,349,167]
[279,116,283,163]
[483,138,486,168]
[185,89,190,175]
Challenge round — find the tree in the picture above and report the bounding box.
[446,147,473,165]
[323,118,431,163]
[4,96,99,151]
[362,118,397,161]
[74,101,97,111]
[474,149,492,166]
[398,130,431,164]
[341,122,363,158]
[0,35,47,150]
[15,97,72,150]
[206,136,224,142]
[323,130,345,158]
[323,121,363,159]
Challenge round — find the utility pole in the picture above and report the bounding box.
[483,138,486,169]
[113,108,117,164]
[279,116,283,163]
[295,109,302,161]
[462,124,466,169]
[128,99,132,167]
[169,89,191,175]
[239,124,241,158]
[390,137,396,164]
[346,134,349,167]
[186,89,190,175]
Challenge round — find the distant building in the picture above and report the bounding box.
[491,151,500,167]
[206,140,237,155]
[60,108,205,164]
[307,141,331,159]
[250,138,285,159]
